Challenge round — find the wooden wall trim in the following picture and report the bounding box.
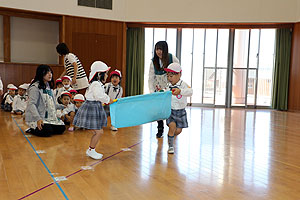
[0,6,60,21]
[126,22,295,29]
[3,15,10,62]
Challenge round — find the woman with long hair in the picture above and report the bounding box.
[25,65,65,137]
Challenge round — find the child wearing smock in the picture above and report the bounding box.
[73,61,114,160]
[57,91,76,131]
[4,84,17,112]
[73,94,85,113]
[12,84,29,115]
[163,63,193,154]
[54,78,63,98]
[104,69,123,131]
[56,75,73,103]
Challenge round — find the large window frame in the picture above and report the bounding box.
[144,27,277,108]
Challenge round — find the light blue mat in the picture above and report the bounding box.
[110,91,172,128]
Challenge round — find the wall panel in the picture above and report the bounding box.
[0,63,63,91]
[288,22,300,111]
[64,16,126,95]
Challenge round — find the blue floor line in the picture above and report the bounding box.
[12,117,69,200]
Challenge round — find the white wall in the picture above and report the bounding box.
[0,0,126,21]
[11,17,59,64]
[0,0,299,22]
[124,0,298,22]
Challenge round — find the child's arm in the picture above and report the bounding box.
[92,82,110,104]
[175,82,193,97]
[12,96,18,111]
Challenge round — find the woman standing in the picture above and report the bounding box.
[148,41,179,138]
[25,65,65,137]
[56,43,89,91]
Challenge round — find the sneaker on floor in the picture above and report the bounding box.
[68,126,74,131]
[168,147,174,154]
[86,149,103,160]
[110,126,118,131]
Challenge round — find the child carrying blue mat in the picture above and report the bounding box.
[110,91,172,128]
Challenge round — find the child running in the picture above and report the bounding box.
[164,63,193,154]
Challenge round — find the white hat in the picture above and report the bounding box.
[62,75,72,82]
[73,94,85,102]
[19,84,29,90]
[7,84,17,90]
[164,63,182,73]
[89,61,111,82]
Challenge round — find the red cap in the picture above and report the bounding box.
[69,89,78,94]
[55,78,62,84]
[110,69,122,78]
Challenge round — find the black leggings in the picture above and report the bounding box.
[31,124,66,137]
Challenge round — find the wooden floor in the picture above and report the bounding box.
[1,107,300,200]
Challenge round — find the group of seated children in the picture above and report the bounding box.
[1,83,30,114]
[1,69,123,134]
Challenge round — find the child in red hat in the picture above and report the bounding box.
[104,69,123,131]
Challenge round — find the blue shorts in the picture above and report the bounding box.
[166,109,188,128]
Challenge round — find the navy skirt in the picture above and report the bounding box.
[73,101,107,129]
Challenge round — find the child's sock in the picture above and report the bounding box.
[168,135,174,147]
[89,146,95,150]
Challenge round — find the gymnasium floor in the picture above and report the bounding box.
[1,107,300,200]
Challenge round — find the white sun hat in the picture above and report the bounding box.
[164,63,182,73]
[89,61,111,82]
[73,94,85,102]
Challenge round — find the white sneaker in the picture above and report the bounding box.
[110,126,118,131]
[168,147,174,154]
[86,149,103,160]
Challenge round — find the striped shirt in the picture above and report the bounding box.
[64,53,87,79]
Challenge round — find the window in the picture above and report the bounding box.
[144,27,276,108]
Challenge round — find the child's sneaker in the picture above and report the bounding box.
[168,147,174,154]
[86,149,103,160]
[110,126,118,131]
[68,126,74,131]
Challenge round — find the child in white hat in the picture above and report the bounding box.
[73,94,85,113]
[3,84,18,112]
[104,69,123,131]
[73,61,114,159]
[164,63,193,154]
[12,84,29,115]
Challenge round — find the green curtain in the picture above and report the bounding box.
[272,28,292,110]
[126,27,145,96]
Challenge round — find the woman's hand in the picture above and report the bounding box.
[72,78,77,85]
[37,120,44,130]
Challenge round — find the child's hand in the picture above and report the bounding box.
[172,88,181,95]
[109,98,114,104]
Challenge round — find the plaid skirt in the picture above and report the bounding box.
[166,109,188,128]
[73,100,107,129]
